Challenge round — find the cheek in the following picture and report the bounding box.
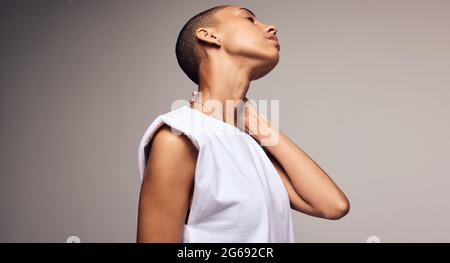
[238,37,279,60]
[222,27,267,54]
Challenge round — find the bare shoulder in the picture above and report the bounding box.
[146,123,198,178]
[137,123,198,242]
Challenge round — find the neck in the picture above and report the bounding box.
[194,55,251,127]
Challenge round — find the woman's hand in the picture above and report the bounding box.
[240,97,278,146]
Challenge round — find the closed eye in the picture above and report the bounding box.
[247,17,255,23]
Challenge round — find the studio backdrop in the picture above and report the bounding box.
[1,0,449,242]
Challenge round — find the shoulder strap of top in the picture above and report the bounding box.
[137,105,200,184]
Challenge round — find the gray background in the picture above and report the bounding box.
[1,0,449,242]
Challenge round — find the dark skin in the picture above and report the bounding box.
[137,5,350,242]
[137,124,197,242]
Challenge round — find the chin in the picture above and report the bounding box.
[251,52,279,80]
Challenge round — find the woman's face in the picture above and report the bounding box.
[206,6,280,80]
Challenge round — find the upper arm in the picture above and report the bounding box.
[266,150,325,218]
[137,124,198,242]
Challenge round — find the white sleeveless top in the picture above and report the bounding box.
[137,105,295,243]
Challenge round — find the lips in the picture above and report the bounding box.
[267,35,278,42]
[267,35,280,50]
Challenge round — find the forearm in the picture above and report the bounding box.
[253,114,350,218]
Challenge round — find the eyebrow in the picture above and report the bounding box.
[238,7,256,17]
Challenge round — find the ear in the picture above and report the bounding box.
[195,27,221,47]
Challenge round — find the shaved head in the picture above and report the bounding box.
[175,5,230,85]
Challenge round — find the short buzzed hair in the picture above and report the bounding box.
[175,5,230,85]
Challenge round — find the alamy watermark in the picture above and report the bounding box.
[170,92,280,146]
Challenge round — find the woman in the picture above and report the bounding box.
[136,5,350,243]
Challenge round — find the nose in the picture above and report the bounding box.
[264,24,278,36]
